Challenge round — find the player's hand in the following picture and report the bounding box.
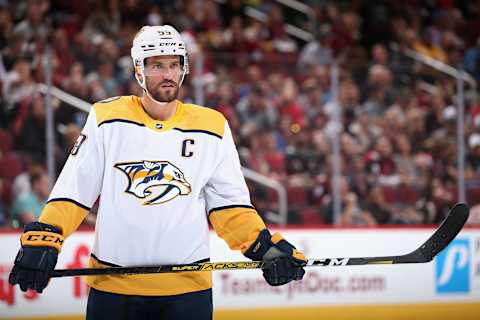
[244,229,306,286]
[9,222,63,293]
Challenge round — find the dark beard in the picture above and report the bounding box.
[146,81,179,103]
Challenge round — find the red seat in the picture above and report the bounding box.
[381,186,397,203]
[299,207,324,224]
[1,179,13,206]
[265,153,285,173]
[467,187,480,204]
[394,185,420,204]
[0,152,23,179]
[287,186,307,205]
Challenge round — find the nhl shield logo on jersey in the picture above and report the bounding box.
[115,160,191,205]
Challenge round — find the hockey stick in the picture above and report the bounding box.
[51,202,469,278]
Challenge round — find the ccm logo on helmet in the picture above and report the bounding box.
[158,43,177,46]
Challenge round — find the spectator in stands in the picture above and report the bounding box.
[262,130,287,179]
[11,171,49,227]
[96,60,121,97]
[0,1,479,226]
[393,133,419,187]
[71,32,99,75]
[57,63,89,126]
[390,205,423,224]
[3,59,36,110]
[278,78,305,128]
[321,175,365,224]
[413,28,447,63]
[307,65,332,102]
[360,64,394,117]
[420,176,455,224]
[424,93,447,135]
[464,37,480,81]
[88,78,108,101]
[213,81,236,119]
[370,43,389,66]
[15,94,50,159]
[362,185,392,224]
[349,112,378,152]
[298,30,333,70]
[12,0,50,44]
[236,86,277,128]
[345,154,369,199]
[298,78,324,119]
[340,191,376,226]
[365,136,399,187]
[285,127,319,179]
[341,133,363,161]
[381,105,406,141]
[321,176,354,224]
[83,2,120,42]
[330,11,361,55]
[467,133,480,176]
[222,16,250,59]
[0,6,13,52]
[61,62,89,101]
[338,80,361,130]
[12,157,45,198]
[265,4,286,45]
[52,29,77,77]
[405,107,427,153]
[219,0,246,26]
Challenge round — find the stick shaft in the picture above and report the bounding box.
[49,255,433,278]
[51,203,469,278]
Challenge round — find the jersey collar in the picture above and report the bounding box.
[133,96,184,132]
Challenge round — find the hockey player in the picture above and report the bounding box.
[9,25,306,319]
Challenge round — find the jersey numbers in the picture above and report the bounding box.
[71,134,87,155]
[181,139,194,157]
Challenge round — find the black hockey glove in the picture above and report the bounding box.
[244,229,306,286]
[9,222,64,293]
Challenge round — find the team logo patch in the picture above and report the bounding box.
[115,160,191,205]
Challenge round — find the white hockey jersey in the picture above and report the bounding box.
[39,96,266,295]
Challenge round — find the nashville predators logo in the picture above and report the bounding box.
[115,160,191,205]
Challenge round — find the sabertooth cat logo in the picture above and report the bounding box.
[115,160,191,205]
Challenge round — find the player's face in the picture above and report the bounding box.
[144,56,182,103]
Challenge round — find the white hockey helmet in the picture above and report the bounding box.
[131,25,189,90]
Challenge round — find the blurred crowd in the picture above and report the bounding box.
[1,0,480,228]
